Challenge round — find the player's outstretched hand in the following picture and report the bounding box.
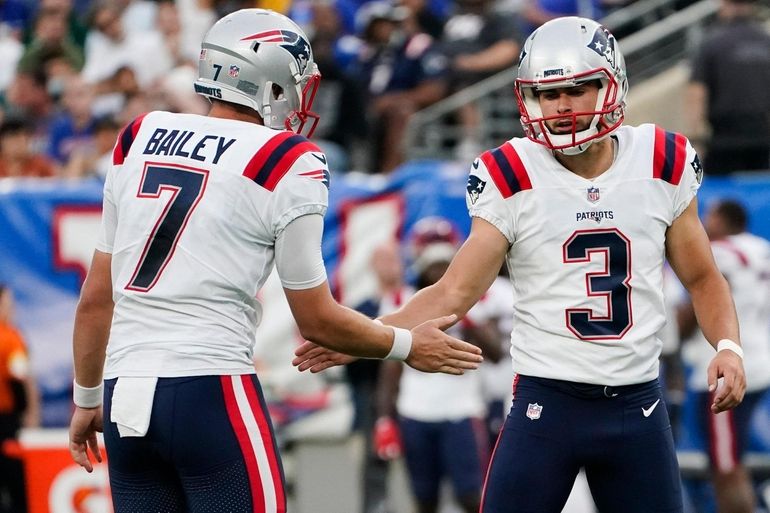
[293,342,358,373]
[69,405,104,473]
[707,350,746,414]
[406,315,483,375]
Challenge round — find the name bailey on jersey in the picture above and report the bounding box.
[142,127,236,164]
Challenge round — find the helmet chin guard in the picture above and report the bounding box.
[515,17,628,154]
[194,9,322,136]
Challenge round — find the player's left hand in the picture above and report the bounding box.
[68,405,104,472]
[707,350,746,414]
[293,342,358,373]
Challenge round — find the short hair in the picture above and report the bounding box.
[0,117,33,138]
[713,199,748,233]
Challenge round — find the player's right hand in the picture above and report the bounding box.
[406,314,483,374]
[69,405,104,473]
[373,416,403,460]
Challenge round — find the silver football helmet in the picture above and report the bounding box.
[515,17,628,155]
[194,9,321,136]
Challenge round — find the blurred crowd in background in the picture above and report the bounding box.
[1,0,765,178]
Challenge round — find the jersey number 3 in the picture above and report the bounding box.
[126,163,209,292]
[562,229,633,339]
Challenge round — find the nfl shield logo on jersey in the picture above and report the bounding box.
[229,65,240,78]
[526,403,543,420]
[587,186,600,203]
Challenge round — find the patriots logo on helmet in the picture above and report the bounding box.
[467,173,486,205]
[587,26,616,69]
[241,30,311,75]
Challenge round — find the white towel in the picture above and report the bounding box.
[110,377,158,437]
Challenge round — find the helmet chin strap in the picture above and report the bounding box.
[556,140,593,156]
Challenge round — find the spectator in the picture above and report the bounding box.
[680,199,770,513]
[18,6,84,75]
[91,65,141,118]
[5,69,57,153]
[520,0,604,35]
[61,114,120,179]
[0,23,23,94]
[0,284,40,513]
[0,0,34,36]
[47,74,96,165]
[308,0,368,171]
[0,117,58,178]
[686,0,770,174]
[400,0,446,38]
[81,0,172,88]
[352,0,448,173]
[439,0,520,162]
[175,0,216,64]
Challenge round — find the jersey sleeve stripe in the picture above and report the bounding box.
[653,126,687,185]
[499,142,533,191]
[263,139,322,191]
[112,113,148,166]
[243,133,321,191]
[480,143,531,199]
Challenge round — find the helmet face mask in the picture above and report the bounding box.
[515,17,628,155]
[195,9,322,136]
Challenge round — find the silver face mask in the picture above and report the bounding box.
[515,17,628,155]
[194,8,321,136]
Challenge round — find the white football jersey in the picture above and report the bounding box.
[381,286,487,421]
[683,233,770,392]
[467,124,702,386]
[97,111,330,379]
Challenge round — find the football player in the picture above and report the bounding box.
[294,17,746,513]
[681,199,770,513]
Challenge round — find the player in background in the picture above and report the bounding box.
[476,266,515,451]
[294,16,746,513]
[680,199,770,513]
[67,9,482,513]
[374,219,502,513]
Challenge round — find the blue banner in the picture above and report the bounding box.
[1,166,769,439]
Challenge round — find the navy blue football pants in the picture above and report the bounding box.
[481,375,683,513]
[103,375,285,513]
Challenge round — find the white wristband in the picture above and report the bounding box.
[73,380,103,408]
[385,327,413,361]
[717,339,743,359]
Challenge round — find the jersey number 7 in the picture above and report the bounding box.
[125,163,209,292]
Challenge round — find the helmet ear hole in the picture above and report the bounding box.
[271,83,285,101]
